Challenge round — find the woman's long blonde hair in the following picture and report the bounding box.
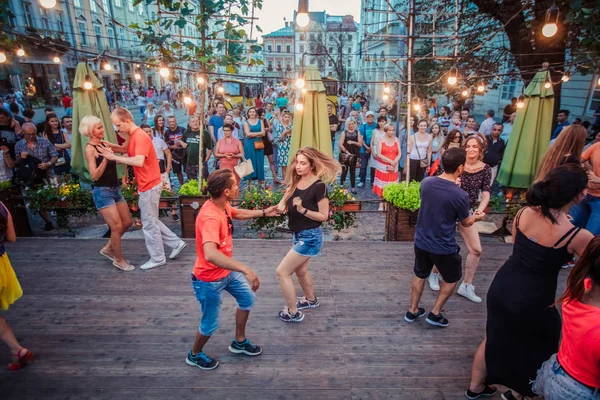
[536,124,588,181]
[281,147,342,205]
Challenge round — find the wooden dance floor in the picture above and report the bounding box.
[0,237,567,399]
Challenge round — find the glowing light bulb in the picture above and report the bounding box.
[561,71,570,82]
[296,13,309,28]
[597,76,600,86]
[295,78,305,89]
[0,52,7,63]
[183,96,192,105]
[295,102,304,112]
[39,0,56,8]
[447,76,457,86]
[301,88,307,94]
[544,80,551,89]
[196,76,204,84]
[159,67,169,78]
[413,103,421,112]
[477,84,485,93]
[16,48,25,57]
[53,56,60,63]
[103,62,112,71]
[461,90,468,97]
[382,94,389,101]
[542,23,558,38]
[517,95,525,109]
[134,73,141,80]
[217,85,225,94]
[383,85,390,94]
[83,81,93,90]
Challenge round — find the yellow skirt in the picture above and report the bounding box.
[0,253,22,310]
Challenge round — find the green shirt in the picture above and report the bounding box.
[182,128,211,165]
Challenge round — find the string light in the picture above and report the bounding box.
[216,79,225,94]
[295,102,304,112]
[0,52,5,63]
[53,56,60,63]
[134,71,141,80]
[159,59,169,78]
[477,83,485,93]
[412,98,421,112]
[461,89,469,97]
[183,95,192,105]
[16,47,25,57]
[517,95,525,109]
[383,82,390,94]
[561,71,570,83]
[295,77,305,89]
[301,88,307,94]
[544,77,552,89]
[102,58,112,71]
[196,76,205,85]
[296,0,310,28]
[83,75,93,90]
[542,5,559,38]
[447,66,458,86]
[597,76,600,86]
[39,0,57,8]
[382,94,389,101]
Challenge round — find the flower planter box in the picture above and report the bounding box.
[384,202,418,241]
[159,196,178,209]
[332,201,361,212]
[180,195,210,238]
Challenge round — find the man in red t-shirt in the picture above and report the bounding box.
[99,108,186,270]
[186,169,279,370]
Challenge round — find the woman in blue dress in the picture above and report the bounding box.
[243,107,265,182]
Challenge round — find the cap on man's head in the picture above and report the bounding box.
[366,111,375,117]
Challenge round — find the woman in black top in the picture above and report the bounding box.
[338,118,363,194]
[43,113,71,181]
[81,116,134,272]
[275,147,341,322]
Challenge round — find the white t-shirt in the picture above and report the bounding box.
[152,136,168,161]
[217,126,240,141]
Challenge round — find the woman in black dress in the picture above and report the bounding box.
[338,118,363,194]
[465,164,593,400]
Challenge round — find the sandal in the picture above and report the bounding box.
[8,347,34,371]
[99,249,115,262]
[113,261,135,272]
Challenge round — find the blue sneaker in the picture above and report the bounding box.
[185,350,219,370]
[297,296,319,310]
[228,339,263,356]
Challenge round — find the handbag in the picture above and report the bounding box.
[414,135,430,168]
[158,159,166,174]
[254,139,265,150]
[234,156,254,179]
[338,152,355,167]
[55,157,66,167]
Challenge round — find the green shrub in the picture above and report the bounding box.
[382,181,421,211]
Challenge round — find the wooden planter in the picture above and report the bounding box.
[332,201,362,212]
[159,196,178,209]
[180,196,210,238]
[385,202,418,241]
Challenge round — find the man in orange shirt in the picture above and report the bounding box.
[570,142,600,235]
[186,169,279,370]
[99,108,186,270]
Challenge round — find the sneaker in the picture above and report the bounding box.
[351,188,357,194]
[297,296,319,310]
[465,385,497,399]
[140,259,167,270]
[169,241,187,260]
[357,182,364,188]
[457,282,482,303]
[425,312,449,327]
[172,214,180,222]
[501,390,517,400]
[428,273,440,291]
[228,339,263,356]
[404,307,426,323]
[278,307,305,322]
[185,350,219,370]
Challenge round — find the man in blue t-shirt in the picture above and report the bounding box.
[405,147,484,328]
[358,111,377,187]
[208,102,226,145]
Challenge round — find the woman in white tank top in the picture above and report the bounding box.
[407,119,432,182]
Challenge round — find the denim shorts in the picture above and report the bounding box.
[533,353,600,399]
[292,227,324,257]
[92,186,126,211]
[191,272,255,336]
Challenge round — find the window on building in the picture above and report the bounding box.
[94,25,103,49]
[22,2,33,27]
[309,44,315,53]
[107,27,115,47]
[90,0,97,13]
[328,47,333,53]
[309,33,315,41]
[56,11,68,41]
[78,22,88,45]
[119,27,126,46]
[73,0,81,8]
[276,45,281,52]
[588,76,600,112]
[286,45,291,53]
[348,47,352,54]
[266,44,271,52]
[128,0,134,12]
[114,0,121,7]
[40,9,50,31]
[500,80,517,101]
[348,34,352,41]
[267,61,273,70]
[299,33,305,41]
[347,58,352,66]
[102,0,108,12]
[276,60,282,69]
[328,60,332,67]
[138,3,143,15]
[299,44,304,53]
[317,33,322,41]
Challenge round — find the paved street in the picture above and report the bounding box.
[0,237,545,400]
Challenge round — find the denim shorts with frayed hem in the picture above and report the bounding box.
[533,353,600,399]
[191,272,255,337]
[292,227,324,257]
[92,186,126,211]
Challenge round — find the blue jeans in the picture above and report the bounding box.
[292,227,324,257]
[92,186,125,210]
[191,272,255,336]
[359,152,373,185]
[533,353,600,399]
[570,194,600,235]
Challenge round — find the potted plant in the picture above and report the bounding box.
[26,182,96,228]
[178,179,209,238]
[159,186,177,209]
[382,181,421,241]
[237,185,286,235]
[329,185,361,212]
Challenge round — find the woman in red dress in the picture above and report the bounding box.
[215,123,243,182]
[373,124,401,209]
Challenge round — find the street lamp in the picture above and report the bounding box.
[296,0,310,28]
[542,5,559,38]
[39,0,56,8]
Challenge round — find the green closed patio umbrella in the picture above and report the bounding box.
[288,66,334,161]
[497,66,554,189]
[71,62,124,183]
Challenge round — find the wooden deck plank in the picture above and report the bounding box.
[0,237,556,399]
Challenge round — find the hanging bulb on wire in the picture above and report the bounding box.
[295,78,305,89]
[196,76,205,85]
[295,102,304,112]
[517,95,525,109]
[102,58,112,71]
[544,77,552,89]
[83,75,93,90]
[134,71,141,80]
[39,0,57,8]
[183,95,192,105]
[561,71,570,83]
[16,46,25,57]
[447,66,458,86]
[0,52,6,63]
[382,94,389,101]
[461,89,469,97]
[383,82,390,94]
[477,83,485,93]
[542,5,559,38]
[301,88,307,94]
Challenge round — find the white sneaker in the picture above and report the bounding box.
[140,259,167,270]
[427,273,440,291]
[169,241,187,260]
[457,282,482,303]
[357,182,364,188]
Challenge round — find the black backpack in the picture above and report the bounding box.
[13,155,44,187]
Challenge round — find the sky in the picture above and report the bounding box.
[251,0,362,42]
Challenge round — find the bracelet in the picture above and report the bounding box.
[302,208,308,216]
[262,209,266,217]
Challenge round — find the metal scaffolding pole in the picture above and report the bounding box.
[404,0,415,185]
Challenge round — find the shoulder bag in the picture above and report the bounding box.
[234,156,254,179]
[414,135,430,168]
